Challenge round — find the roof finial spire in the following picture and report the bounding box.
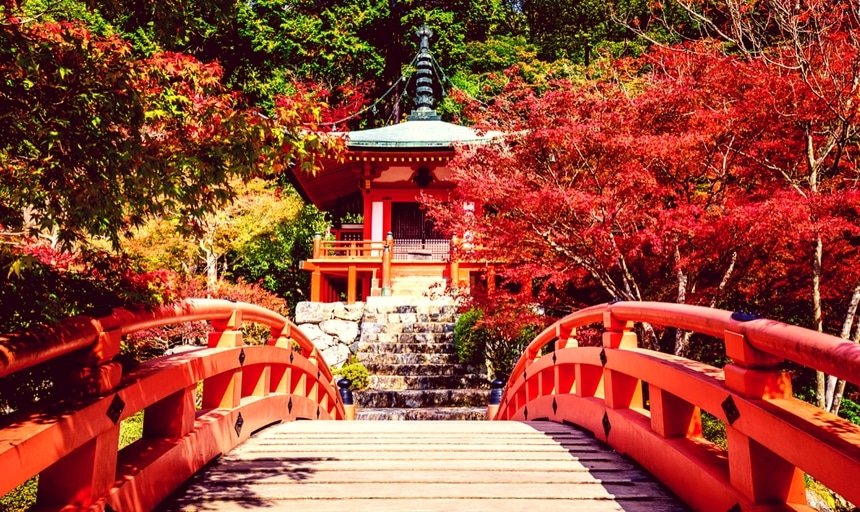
[409,24,441,121]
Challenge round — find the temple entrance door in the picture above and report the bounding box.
[391,202,448,260]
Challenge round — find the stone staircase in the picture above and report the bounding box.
[354,298,488,420]
[389,276,447,298]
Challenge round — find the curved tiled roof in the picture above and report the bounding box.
[344,119,500,149]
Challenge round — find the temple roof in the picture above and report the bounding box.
[344,119,498,149]
[290,25,501,211]
[340,25,500,150]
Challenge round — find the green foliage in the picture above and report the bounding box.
[0,477,37,512]
[20,0,115,35]
[453,308,486,366]
[522,0,610,62]
[0,18,144,246]
[453,308,537,378]
[83,0,239,57]
[225,192,329,311]
[701,411,727,450]
[0,243,178,333]
[236,0,385,88]
[334,360,369,391]
[119,410,145,449]
[838,396,860,425]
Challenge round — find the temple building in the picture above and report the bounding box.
[293,26,497,303]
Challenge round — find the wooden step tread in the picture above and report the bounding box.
[159,420,688,511]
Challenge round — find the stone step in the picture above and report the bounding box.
[399,323,455,334]
[355,341,456,354]
[357,352,459,366]
[355,407,487,421]
[365,363,477,377]
[361,322,454,343]
[361,332,455,345]
[370,374,488,391]
[356,389,488,409]
[361,313,456,324]
[362,301,457,314]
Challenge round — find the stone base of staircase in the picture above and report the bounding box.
[355,297,488,421]
[356,406,487,421]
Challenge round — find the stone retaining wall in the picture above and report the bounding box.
[294,301,366,368]
[294,298,458,369]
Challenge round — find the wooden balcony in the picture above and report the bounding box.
[303,234,485,303]
[317,240,386,260]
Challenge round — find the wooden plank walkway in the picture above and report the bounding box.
[160,420,687,511]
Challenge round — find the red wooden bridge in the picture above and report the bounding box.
[1,299,859,511]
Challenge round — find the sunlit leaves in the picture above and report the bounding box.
[428,27,860,340]
[0,16,339,249]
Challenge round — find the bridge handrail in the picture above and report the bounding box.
[0,298,331,382]
[511,301,860,388]
[495,300,860,511]
[0,298,345,510]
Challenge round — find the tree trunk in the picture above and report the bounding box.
[200,235,219,295]
[813,234,825,408]
[674,244,690,355]
[826,282,860,413]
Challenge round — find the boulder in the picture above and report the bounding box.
[297,323,337,350]
[334,302,365,321]
[294,302,333,324]
[322,344,350,368]
[320,319,359,343]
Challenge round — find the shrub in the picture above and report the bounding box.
[453,308,486,366]
[1,241,182,333]
[0,477,37,512]
[453,308,538,379]
[334,360,369,391]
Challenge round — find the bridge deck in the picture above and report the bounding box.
[160,420,687,511]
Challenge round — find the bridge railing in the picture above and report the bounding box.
[0,298,345,510]
[492,301,860,511]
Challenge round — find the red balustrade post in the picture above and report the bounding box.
[268,325,292,395]
[60,329,123,398]
[312,232,322,259]
[449,235,460,289]
[381,232,393,296]
[306,347,321,402]
[572,318,602,398]
[202,308,244,409]
[311,269,322,302]
[38,330,123,507]
[144,386,196,439]
[722,329,806,506]
[347,265,357,304]
[37,425,121,508]
[551,326,577,396]
[649,386,702,439]
[555,324,577,350]
[601,310,642,410]
[242,364,270,398]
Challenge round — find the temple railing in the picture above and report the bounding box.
[392,238,450,261]
[307,233,471,303]
[0,298,346,510]
[316,239,386,259]
[490,301,860,511]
